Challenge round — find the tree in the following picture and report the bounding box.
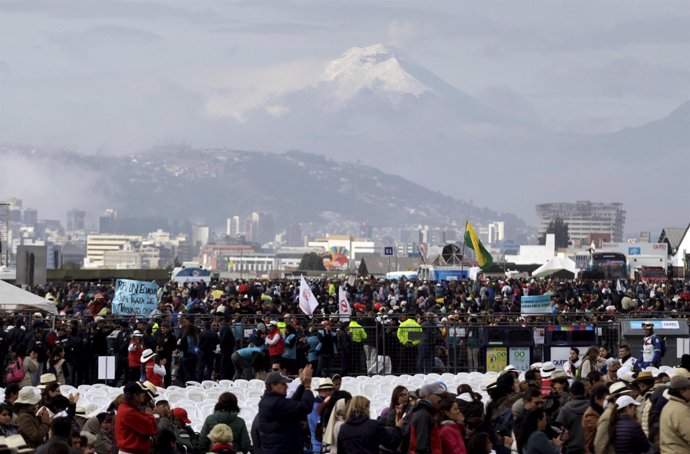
[299,252,326,271]
[539,217,569,248]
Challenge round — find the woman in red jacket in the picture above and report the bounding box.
[115,382,158,454]
[439,395,467,454]
[141,349,166,388]
[128,331,144,381]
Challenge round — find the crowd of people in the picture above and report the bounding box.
[2,352,689,453]
[1,276,689,453]
[2,276,689,388]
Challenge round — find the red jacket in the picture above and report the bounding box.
[115,400,157,454]
[439,421,467,454]
[144,359,163,388]
[128,342,143,368]
[266,328,285,357]
[409,404,442,454]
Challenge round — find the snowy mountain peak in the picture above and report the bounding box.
[322,43,430,105]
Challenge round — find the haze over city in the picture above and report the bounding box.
[1,0,688,234]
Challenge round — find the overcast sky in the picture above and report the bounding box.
[1,0,688,233]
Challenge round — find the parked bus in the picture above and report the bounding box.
[581,252,628,280]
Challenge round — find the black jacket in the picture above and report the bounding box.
[337,414,402,454]
[258,385,314,454]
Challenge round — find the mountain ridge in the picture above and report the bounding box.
[0,146,524,234]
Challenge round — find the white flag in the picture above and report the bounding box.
[338,286,351,321]
[299,275,319,316]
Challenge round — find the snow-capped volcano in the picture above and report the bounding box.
[322,44,431,105]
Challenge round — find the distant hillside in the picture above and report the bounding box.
[0,147,524,232]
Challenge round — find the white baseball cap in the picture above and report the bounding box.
[615,395,640,409]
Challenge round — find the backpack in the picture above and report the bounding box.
[6,357,25,384]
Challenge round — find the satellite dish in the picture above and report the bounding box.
[441,244,463,265]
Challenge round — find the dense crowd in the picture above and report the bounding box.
[2,352,690,453]
[2,277,689,388]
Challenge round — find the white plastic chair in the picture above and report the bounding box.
[186,388,206,402]
[201,380,218,389]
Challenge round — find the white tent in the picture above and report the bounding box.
[0,280,58,314]
[531,256,578,279]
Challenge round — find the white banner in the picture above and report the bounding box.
[521,295,552,314]
[338,286,351,321]
[299,275,319,316]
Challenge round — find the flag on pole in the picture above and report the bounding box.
[338,286,351,321]
[463,221,494,270]
[299,275,319,316]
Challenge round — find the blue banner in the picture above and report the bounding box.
[112,279,159,317]
[521,295,552,314]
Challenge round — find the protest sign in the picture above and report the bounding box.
[521,295,552,315]
[112,279,159,317]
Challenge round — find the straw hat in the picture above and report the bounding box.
[38,373,58,389]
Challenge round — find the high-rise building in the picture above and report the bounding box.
[286,224,303,247]
[488,222,505,245]
[192,224,210,248]
[226,216,242,236]
[67,210,86,232]
[99,209,118,234]
[23,208,38,227]
[536,201,625,244]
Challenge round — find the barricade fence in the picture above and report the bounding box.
[3,311,687,387]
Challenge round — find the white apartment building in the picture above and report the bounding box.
[536,201,625,244]
[86,234,143,265]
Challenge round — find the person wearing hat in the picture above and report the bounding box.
[540,361,556,398]
[141,349,166,388]
[207,423,234,453]
[545,370,570,422]
[257,364,314,454]
[198,392,250,454]
[592,381,632,454]
[127,330,144,382]
[636,322,664,369]
[409,383,446,454]
[171,407,198,454]
[308,378,335,453]
[632,370,655,421]
[659,374,690,452]
[14,387,51,448]
[114,382,157,454]
[608,395,649,454]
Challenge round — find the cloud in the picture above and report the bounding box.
[191,58,326,119]
[542,57,690,98]
[0,0,217,22]
[386,19,432,47]
[0,152,108,220]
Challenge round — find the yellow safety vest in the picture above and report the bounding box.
[348,321,367,343]
[397,319,422,346]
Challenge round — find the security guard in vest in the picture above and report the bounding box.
[397,315,422,374]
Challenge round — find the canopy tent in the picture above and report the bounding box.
[531,256,578,279]
[0,280,58,314]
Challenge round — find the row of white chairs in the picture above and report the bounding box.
[6,367,682,432]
